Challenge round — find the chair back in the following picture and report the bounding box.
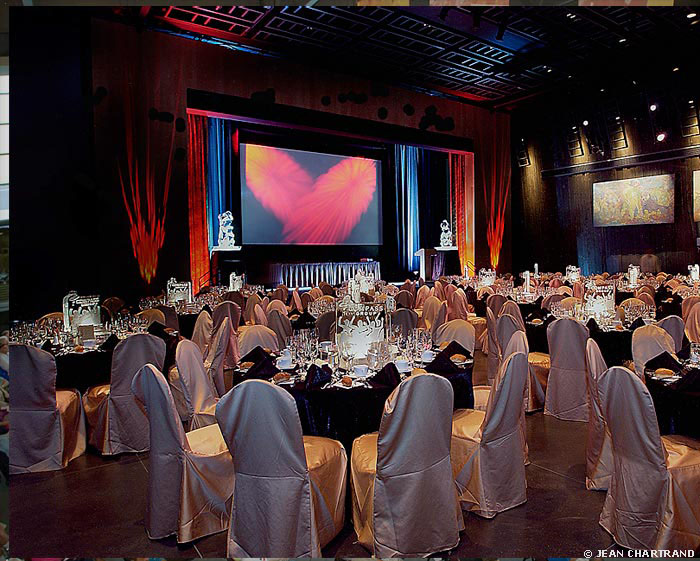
[136,308,166,327]
[584,339,611,489]
[496,314,524,361]
[268,310,293,349]
[315,310,336,342]
[499,301,525,329]
[155,304,180,331]
[449,289,469,321]
[631,324,676,378]
[213,301,241,333]
[244,293,261,325]
[433,319,475,354]
[541,293,565,310]
[481,352,528,444]
[192,309,213,357]
[559,296,579,311]
[175,339,218,421]
[431,301,448,339]
[415,285,430,309]
[686,302,700,343]
[267,299,288,317]
[486,293,507,317]
[655,315,684,352]
[205,318,232,396]
[391,308,418,338]
[239,324,279,356]
[422,296,441,329]
[681,296,700,324]
[432,281,445,301]
[395,290,414,309]
[291,290,303,313]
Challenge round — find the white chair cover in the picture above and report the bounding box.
[559,296,579,311]
[486,307,499,384]
[205,317,233,396]
[496,314,524,364]
[544,318,590,421]
[433,280,446,301]
[486,293,507,318]
[291,289,303,313]
[584,338,612,491]
[682,296,700,324]
[597,366,700,550]
[315,310,336,342]
[499,300,525,329]
[631,324,676,379]
[391,308,418,338]
[239,324,279,357]
[476,286,494,300]
[213,301,241,333]
[449,289,469,321]
[430,301,448,339]
[415,285,430,310]
[266,299,288,317]
[433,319,475,354]
[395,290,414,309]
[174,339,219,429]
[557,286,573,296]
[155,304,180,331]
[541,293,565,310]
[136,308,166,327]
[300,292,312,310]
[351,374,463,557]
[131,364,234,543]
[83,333,165,454]
[267,309,293,350]
[686,303,700,343]
[309,287,324,300]
[215,379,347,557]
[637,292,656,307]
[10,344,86,474]
[421,296,441,330]
[253,304,268,327]
[655,315,685,353]
[191,309,213,358]
[451,352,529,518]
[243,293,261,325]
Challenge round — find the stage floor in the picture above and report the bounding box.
[11,352,620,557]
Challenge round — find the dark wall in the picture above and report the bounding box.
[512,82,700,275]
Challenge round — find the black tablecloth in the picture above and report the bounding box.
[178,313,199,339]
[55,349,112,393]
[646,375,700,439]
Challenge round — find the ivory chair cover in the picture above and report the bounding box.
[445,283,457,305]
[391,308,418,338]
[309,287,324,300]
[469,316,487,351]
[544,318,590,421]
[292,289,303,313]
[400,279,415,296]
[486,293,507,318]
[486,308,499,384]
[213,301,241,333]
[10,344,86,474]
[261,297,270,315]
[433,319,475,354]
[451,352,529,518]
[415,285,430,309]
[682,296,700,324]
[300,292,312,310]
[136,308,166,327]
[496,314,523,366]
[316,310,336,342]
[351,374,463,557]
[550,278,563,289]
[421,296,441,330]
[499,301,525,330]
[216,380,347,557]
[266,299,288,317]
[431,301,448,339]
[449,289,469,321]
[541,293,565,310]
[476,286,494,300]
[253,304,268,327]
[636,292,656,307]
[686,303,700,343]
[239,324,279,357]
[395,290,414,309]
[131,364,234,543]
[243,293,261,325]
[584,338,612,491]
[674,285,692,298]
[631,324,676,379]
[319,294,335,304]
[155,304,180,331]
[559,296,579,311]
[557,286,574,296]
[102,296,125,317]
[433,280,446,301]
[192,309,213,358]
[205,318,234,396]
[83,333,165,454]
[597,366,700,550]
[319,282,335,296]
[655,315,685,353]
[637,285,655,298]
[619,298,646,321]
[173,339,219,429]
[267,309,293,350]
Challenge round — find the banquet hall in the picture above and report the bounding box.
[8,4,700,558]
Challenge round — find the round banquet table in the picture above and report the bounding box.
[645,370,700,439]
[177,313,199,339]
[232,366,473,453]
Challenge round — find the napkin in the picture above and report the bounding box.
[645,351,682,374]
[675,366,700,391]
[291,311,316,330]
[147,321,169,339]
[305,363,332,389]
[239,345,271,366]
[99,334,119,352]
[586,318,601,333]
[526,308,546,322]
[628,317,646,331]
[246,356,280,380]
[425,341,472,375]
[371,362,401,389]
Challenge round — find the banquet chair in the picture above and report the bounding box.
[469,315,488,351]
[400,279,416,297]
[228,291,246,311]
[155,304,180,332]
[391,308,418,338]
[191,309,213,358]
[559,296,579,312]
[445,283,457,305]
[431,301,448,339]
[243,293,261,325]
[550,278,563,289]
[415,284,430,309]
[213,301,241,333]
[432,280,446,301]
[316,310,336,342]
[499,300,525,330]
[541,293,565,310]
[131,364,234,543]
[395,289,414,309]
[205,318,234,396]
[36,312,64,326]
[496,314,523,367]
[449,289,469,321]
[421,296,441,330]
[486,308,500,384]
[476,286,494,300]
[597,366,700,550]
[686,303,700,343]
[584,339,612,491]
[636,285,655,299]
[216,379,346,557]
[636,292,656,307]
[351,374,463,557]
[681,296,700,324]
[266,298,288,317]
[486,293,507,318]
[171,339,219,429]
[252,304,268,327]
[319,282,335,296]
[674,285,692,298]
[83,333,165,454]
[267,309,293,350]
[573,281,585,300]
[300,291,312,311]
[434,319,475,355]
[136,308,166,327]
[630,324,676,379]
[309,287,324,300]
[557,286,574,296]
[319,294,335,304]
[619,297,646,320]
[451,352,529,518]
[10,344,86,473]
[239,324,279,357]
[655,315,685,352]
[102,296,126,317]
[291,289,303,313]
[277,284,289,303]
[270,286,285,302]
[544,318,590,421]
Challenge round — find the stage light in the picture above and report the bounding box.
[547,68,552,73]
[650,104,657,111]
[656,132,666,141]
[583,120,589,126]
[619,38,626,43]
[673,67,680,72]
[600,88,605,92]
[687,12,696,18]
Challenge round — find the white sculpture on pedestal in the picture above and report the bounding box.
[439,219,453,248]
[217,211,237,248]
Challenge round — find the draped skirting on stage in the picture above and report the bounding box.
[272,262,381,288]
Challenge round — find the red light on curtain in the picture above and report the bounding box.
[450,152,475,275]
[187,114,210,293]
[481,123,511,270]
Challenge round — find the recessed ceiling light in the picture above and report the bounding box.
[583,120,589,126]
[547,68,552,73]
[619,38,627,43]
[600,88,605,92]
[572,126,577,130]
[673,67,680,72]
[656,132,666,141]
[687,12,696,18]
[650,104,657,111]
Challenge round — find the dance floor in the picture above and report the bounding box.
[11,352,619,557]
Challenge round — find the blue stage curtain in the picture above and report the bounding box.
[206,117,234,251]
[394,145,421,273]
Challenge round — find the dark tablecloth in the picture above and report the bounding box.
[646,374,700,439]
[178,313,199,339]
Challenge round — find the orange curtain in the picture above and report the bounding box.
[187,114,210,293]
[450,152,475,276]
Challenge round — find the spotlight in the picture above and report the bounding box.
[619,38,627,43]
[600,88,605,92]
[656,132,666,142]
[650,104,657,111]
[687,12,697,18]
[583,120,589,126]
[547,68,552,73]
[673,67,680,72]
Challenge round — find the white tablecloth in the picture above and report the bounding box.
[272,262,381,288]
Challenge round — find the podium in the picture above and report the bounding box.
[415,247,461,280]
[414,248,435,281]
[435,246,461,276]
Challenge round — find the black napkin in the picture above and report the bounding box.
[247,356,280,380]
[240,345,271,366]
[675,367,700,391]
[628,317,646,331]
[426,341,472,375]
[645,351,683,374]
[586,317,601,333]
[526,308,546,322]
[99,334,119,352]
[305,363,332,389]
[40,340,55,353]
[371,362,402,389]
[291,310,316,330]
[147,321,169,339]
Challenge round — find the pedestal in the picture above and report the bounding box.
[435,246,461,276]
[210,246,243,286]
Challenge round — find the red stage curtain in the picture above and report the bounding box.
[187,114,210,293]
[450,152,475,275]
